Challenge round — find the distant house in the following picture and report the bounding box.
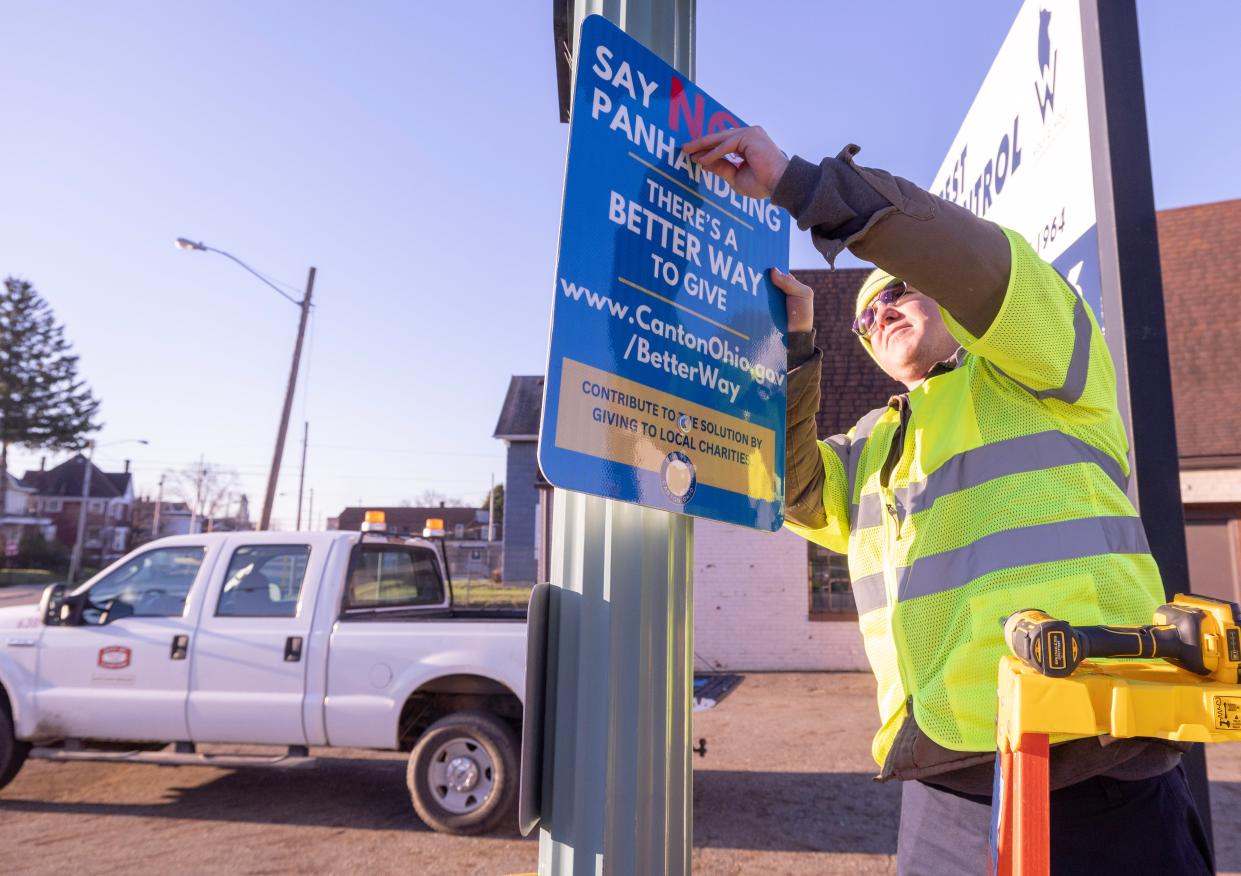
[333,505,500,582]
[131,499,195,543]
[492,375,548,586]
[0,472,55,550]
[22,455,136,561]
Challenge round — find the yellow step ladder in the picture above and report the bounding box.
[993,656,1241,875]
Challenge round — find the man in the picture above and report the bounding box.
[682,126,1213,874]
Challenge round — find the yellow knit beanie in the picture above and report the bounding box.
[855,267,897,362]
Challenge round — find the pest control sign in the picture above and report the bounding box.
[929,0,1102,326]
[539,15,789,531]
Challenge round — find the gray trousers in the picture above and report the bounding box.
[896,766,1213,876]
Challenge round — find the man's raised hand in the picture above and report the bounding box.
[770,268,814,334]
[682,126,789,200]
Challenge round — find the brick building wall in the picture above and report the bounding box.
[802,268,905,435]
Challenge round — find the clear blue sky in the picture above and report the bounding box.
[0,2,1235,528]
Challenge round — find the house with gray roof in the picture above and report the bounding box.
[493,375,549,586]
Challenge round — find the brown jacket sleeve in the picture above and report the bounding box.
[772,145,1011,338]
[785,331,827,529]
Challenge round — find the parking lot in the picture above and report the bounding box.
[2,671,1239,875]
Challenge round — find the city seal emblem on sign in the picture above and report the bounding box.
[660,451,697,504]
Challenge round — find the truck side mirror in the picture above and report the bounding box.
[39,583,67,626]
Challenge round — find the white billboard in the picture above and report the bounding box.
[929,0,1105,327]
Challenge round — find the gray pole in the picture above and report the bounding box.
[537,4,695,874]
[296,421,309,531]
[68,443,96,584]
[153,474,165,540]
[260,267,315,530]
[488,472,496,542]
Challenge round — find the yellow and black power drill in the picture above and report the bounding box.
[1003,593,1241,682]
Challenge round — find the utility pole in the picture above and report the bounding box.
[67,444,96,584]
[190,454,204,534]
[153,474,165,540]
[260,267,316,530]
[488,473,495,542]
[296,421,309,531]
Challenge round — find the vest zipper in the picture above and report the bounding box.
[881,398,913,758]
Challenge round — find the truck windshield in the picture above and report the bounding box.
[344,544,445,611]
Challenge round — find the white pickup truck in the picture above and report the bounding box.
[0,527,528,835]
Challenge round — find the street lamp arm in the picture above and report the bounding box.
[203,246,304,307]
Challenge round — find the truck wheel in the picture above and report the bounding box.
[0,701,30,790]
[407,710,518,835]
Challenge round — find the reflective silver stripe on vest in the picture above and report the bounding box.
[895,431,1127,516]
[993,296,1092,404]
[848,514,1149,614]
[824,433,849,480]
[854,493,886,530]
[851,571,887,615]
[896,514,1150,604]
[846,407,890,527]
[850,431,1126,533]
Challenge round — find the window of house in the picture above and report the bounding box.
[217,544,311,618]
[89,500,103,513]
[808,542,855,619]
[343,544,445,613]
[80,545,205,623]
[46,499,61,512]
[454,523,465,538]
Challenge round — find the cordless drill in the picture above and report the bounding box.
[1003,593,1241,683]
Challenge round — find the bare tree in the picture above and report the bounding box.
[410,489,466,508]
[167,458,242,532]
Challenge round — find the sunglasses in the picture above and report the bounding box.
[851,280,911,339]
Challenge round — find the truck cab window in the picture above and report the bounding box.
[217,544,311,618]
[80,546,206,624]
[345,545,445,611]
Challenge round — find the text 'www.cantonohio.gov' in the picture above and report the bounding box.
[558,277,784,405]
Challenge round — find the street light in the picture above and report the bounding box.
[68,438,149,584]
[175,237,316,531]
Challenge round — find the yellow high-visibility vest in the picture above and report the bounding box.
[788,228,1165,767]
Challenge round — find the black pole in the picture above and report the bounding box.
[1087,0,1212,850]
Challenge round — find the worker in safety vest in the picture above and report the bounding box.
[683,127,1213,874]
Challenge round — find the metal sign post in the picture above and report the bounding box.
[522,4,790,874]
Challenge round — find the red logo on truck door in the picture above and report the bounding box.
[97,646,131,670]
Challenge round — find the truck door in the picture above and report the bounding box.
[34,543,210,742]
[187,538,324,745]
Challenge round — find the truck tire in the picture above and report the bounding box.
[0,701,30,791]
[407,710,518,835]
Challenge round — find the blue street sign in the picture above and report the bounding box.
[539,15,789,531]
